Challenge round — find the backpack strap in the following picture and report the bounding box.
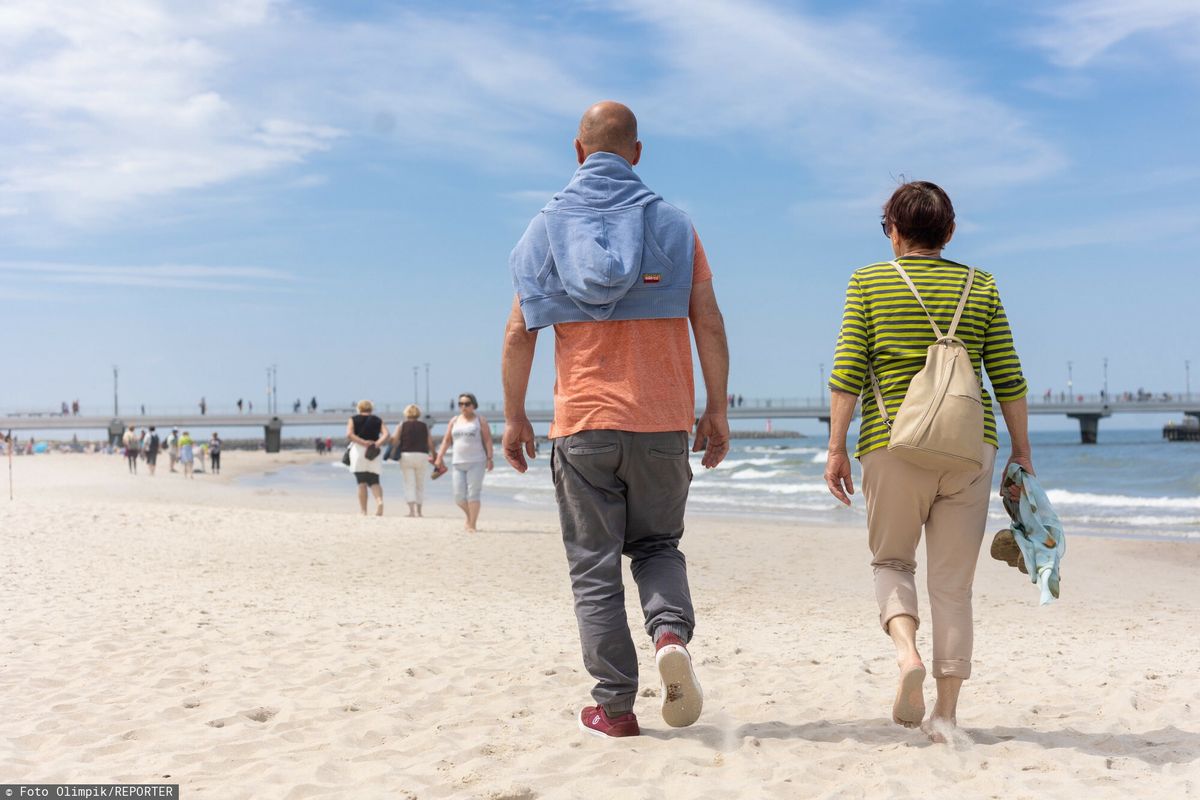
[868,261,977,429]
[889,260,976,340]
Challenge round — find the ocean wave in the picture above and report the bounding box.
[690,481,829,495]
[1069,514,1200,529]
[1045,490,1200,511]
[714,457,786,469]
[728,469,789,480]
[742,445,822,455]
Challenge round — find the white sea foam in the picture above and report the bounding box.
[811,451,828,464]
[714,457,786,469]
[728,469,788,480]
[743,445,822,455]
[1045,490,1200,511]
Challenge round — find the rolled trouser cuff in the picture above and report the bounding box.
[932,658,972,680]
[652,623,691,644]
[602,696,636,716]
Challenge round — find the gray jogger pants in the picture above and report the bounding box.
[551,429,695,715]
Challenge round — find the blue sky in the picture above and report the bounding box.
[2,0,1198,425]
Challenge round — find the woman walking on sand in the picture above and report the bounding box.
[178,431,196,479]
[391,404,434,517]
[347,400,389,516]
[435,393,494,532]
[824,180,1032,743]
[209,433,221,474]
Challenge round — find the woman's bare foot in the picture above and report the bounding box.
[466,525,477,533]
[376,503,384,516]
[406,511,415,518]
[893,658,926,728]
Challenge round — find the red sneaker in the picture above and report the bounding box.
[578,705,640,738]
[655,632,703,727]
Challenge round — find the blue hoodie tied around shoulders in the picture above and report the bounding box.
[509,152,695,331]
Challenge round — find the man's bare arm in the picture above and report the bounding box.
[501,295,539,472]
[689,280,730,469]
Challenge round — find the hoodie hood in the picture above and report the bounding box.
[541,152,660,320]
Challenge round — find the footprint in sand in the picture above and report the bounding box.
[241,706,278,723]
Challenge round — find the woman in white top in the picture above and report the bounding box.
[434,392,494,532]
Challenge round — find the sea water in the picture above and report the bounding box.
[240,429,1199,539]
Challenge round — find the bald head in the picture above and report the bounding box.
[575,101,641,166]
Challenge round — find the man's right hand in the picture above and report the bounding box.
[692,412,730,469]
[503,415,537,473]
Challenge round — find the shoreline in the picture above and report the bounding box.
[6,449,1199,542]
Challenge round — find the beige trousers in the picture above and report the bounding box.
[399,452,427,504]
[860,444,997,680]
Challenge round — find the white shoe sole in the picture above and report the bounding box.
[656,644,703,727]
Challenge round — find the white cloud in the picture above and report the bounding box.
[0,0,340,224]
[0,261,298,292]
[1028,0,1200,68]
[611,0,1064,192]
[0,0,1066,228]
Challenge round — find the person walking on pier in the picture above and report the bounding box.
[346,400,388,515]
[121,425,140,475]
[503,101,730,738]
[434,393,493,531]
[824,180,1032,743]
[237,398,244,414]
[392,404,434,517]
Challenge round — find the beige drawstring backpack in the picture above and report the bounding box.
[868,261,984,472]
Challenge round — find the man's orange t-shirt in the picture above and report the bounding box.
[549,232,712,438]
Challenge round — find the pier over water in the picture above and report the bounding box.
[6,394,1198,450]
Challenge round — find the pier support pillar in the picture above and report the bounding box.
[1067,413,1102,444]
[818,416,831,435]
[263,417,283,453]
[107,419,125,446]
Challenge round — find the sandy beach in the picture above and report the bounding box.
[2,451,1198,799]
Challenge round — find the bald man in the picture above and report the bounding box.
[504,101,730,738]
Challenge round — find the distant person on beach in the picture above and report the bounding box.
[392,404,434,517]
[143,426,160,476]
[824,180,1032,743]
[209,433,221,474]
[502,101,730,738]
[121,425,140,474]
[178,431,195,479]
[167,428,180,473]
[435,393,493,532]
[347,400,389,516]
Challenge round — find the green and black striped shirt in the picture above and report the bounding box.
[829,256,1028,458]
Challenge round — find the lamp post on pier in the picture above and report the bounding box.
[819,362,825,406]
[1187,360,1192,400]
[112,365,119,416]
[412,366,419,405]
[424,362,430,413]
